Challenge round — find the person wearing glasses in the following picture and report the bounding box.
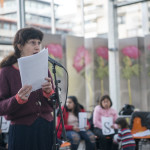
[0,27,55,150]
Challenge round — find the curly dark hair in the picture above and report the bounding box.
[115,117,129,129]
[100,95,112,108]
[0,27,43,68]
[65,96,80,118]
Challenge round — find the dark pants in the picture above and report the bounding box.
[123,147,135,150]
[94,128,118,150]
[8,117,53,150]
[66,130,95,150]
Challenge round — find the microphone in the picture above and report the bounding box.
[48,56,63,68]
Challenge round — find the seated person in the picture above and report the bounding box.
[88,95,101,131]
[57,96,95,150]
[114,117,136,150]
[93,95,118,150]
[0,129,8,150]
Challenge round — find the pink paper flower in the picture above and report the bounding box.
[46,43,63,59]
[73,46,91,73]
[122,46,140,59]
[148,45,150,51]
[96,47,108,60]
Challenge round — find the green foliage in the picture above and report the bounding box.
[122,56,140,79]
[96,57,108,80]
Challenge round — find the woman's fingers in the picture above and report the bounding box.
[42,77,53,93]
[18,85,32,100]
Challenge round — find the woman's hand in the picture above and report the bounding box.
[85,126,90,130]
[17,85,32,100]
[73,126,80,132]
[42,77,53,94]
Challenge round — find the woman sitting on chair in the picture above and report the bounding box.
[93,94,118,150]
[57,96,95,150]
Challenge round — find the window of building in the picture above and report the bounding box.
[96,5,103,9]
[3,23,10,30]
[30,1,37,8]
[127,28,137,37]
[11,24,17,31]
[0,36,11,41]
[0,23,2,29]
[118,15,125,24]
[36,2,42,9]
[43,17,50,24]
[4,13,16,19]
[26,14,29,21]
[4,1,16,9]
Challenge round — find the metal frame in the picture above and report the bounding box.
[108,0,150,110]
[108,0,120,110]
[16,0,56,33]
[17,0,25,29]
[51,0,56,34]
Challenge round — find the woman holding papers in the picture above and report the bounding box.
[0,27,55,150]
[93,94,118,150]
[57,96,95,150]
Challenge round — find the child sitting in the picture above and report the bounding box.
[115,117,136,150]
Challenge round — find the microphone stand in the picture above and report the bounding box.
[49,62,67,150]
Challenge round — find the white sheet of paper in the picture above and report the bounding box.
[133,129,150,137]
[0,117,10,133]
[79,112,87,131]
[102,116,115,135]
[18,48,48,91]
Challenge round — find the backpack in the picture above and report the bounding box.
[119,104,135,115]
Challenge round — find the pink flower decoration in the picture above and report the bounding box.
[73,46,91,73]
[96,47,108,60]
[122,46,140,59]
[46,43,63,59]
[148,45,150,51]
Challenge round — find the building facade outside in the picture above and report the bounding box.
[0,0,149,40]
